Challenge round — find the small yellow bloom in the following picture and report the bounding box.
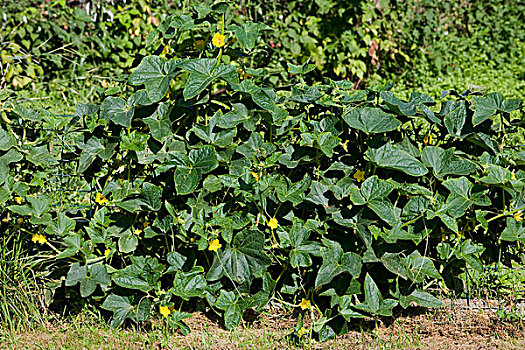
[267,217,278,230]
[17,218,23,224]
[143,221,150,228]
[212,33,226,48]
[299,298,311,310]
[251,171,259,182]
[298,327,307,337]
[159,305,172,318]
[341,140,349,152]
[134,229,142,235]
[514,211,523,222]
[95,193,108,205]
[208,239,222,252]
[511,171,516,180]
[1,218,8,223]
[32,233,47,244]
[353,169,365,183]
[423,134,432,145]
[14,197,23,204]
[271,243,279,249]
[190,237,195,243]
[193,39,205,50]
[104,248,111,258]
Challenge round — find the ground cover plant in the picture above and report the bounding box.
[1,0,525,344]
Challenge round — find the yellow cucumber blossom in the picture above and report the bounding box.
[267,217,278,230]
[212,33,226,48]
[514,211,523,222]
[423,134,432,145]
[341,140,349,152]
[104,248,111,258]
[251,171,259,182]
[299,298,311,310]
[353,169,365,183]
[32,233,47,244]
[208,239,222,252]
[95,193,108,205]
[511,171,516,180]
[159,305,172,318]
[298,327,307,337]
[14,196,23,204]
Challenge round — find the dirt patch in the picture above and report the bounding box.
[3,299,525,350]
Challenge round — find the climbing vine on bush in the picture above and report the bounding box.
[1,1,524,341]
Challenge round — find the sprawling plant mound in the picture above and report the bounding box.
[1,2,523,340]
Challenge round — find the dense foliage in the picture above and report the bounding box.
[2,2,524,340]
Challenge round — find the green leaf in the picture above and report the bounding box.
[174,166,201,195]
[422,146,476,179]
[317,132,340,157]
[343,107,401,133]
[45,212,75,236]
[128,56,180,103]
[207,229,271,283]
[102,294,150,328]
[0,128,16,151]
[215,290,242,330]
[230,22,270,50]
[66,263,111,298]
[500,217,525,243]
[118,230,138,253]
[189,145,219,174]
[315,239,362,287]
[288,62,316,75]
[170,267,207,300]
[366,143,428,177]
[472,92,502,126]
[101,97,134,127]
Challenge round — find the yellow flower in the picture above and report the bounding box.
[267,217,278,230]
[1,218,8,223]
[104,248,111,258]
[17,218,23,224]
[159,305,172,318]
[190,237,195,243]
[341,140,349,152]
[193,39,205,50]
[14,197,23,204]
[514,211,523,222]
[423,134,432,145]
[511,171,516,180]
[212,33,226,48]
[95,193,108,205]
[353,169,365,183]
[298,327,307,337]
[208,239,222,252]
[251,171,259,182]
[134,229,142,235]
[143,221,150,228]
[32,233,47,244]
[299,298,311,310]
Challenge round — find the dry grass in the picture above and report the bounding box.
[2,301,525,350]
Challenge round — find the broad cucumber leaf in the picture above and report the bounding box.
[0,128,16,151]
[102,294,150,328]
[422,146,476,179]
[472,92,521,126]
[101,97,134,127]
[128,56,180,102]
[207,229,271,283]
[366,143,428,176]
[342,107,401,133]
